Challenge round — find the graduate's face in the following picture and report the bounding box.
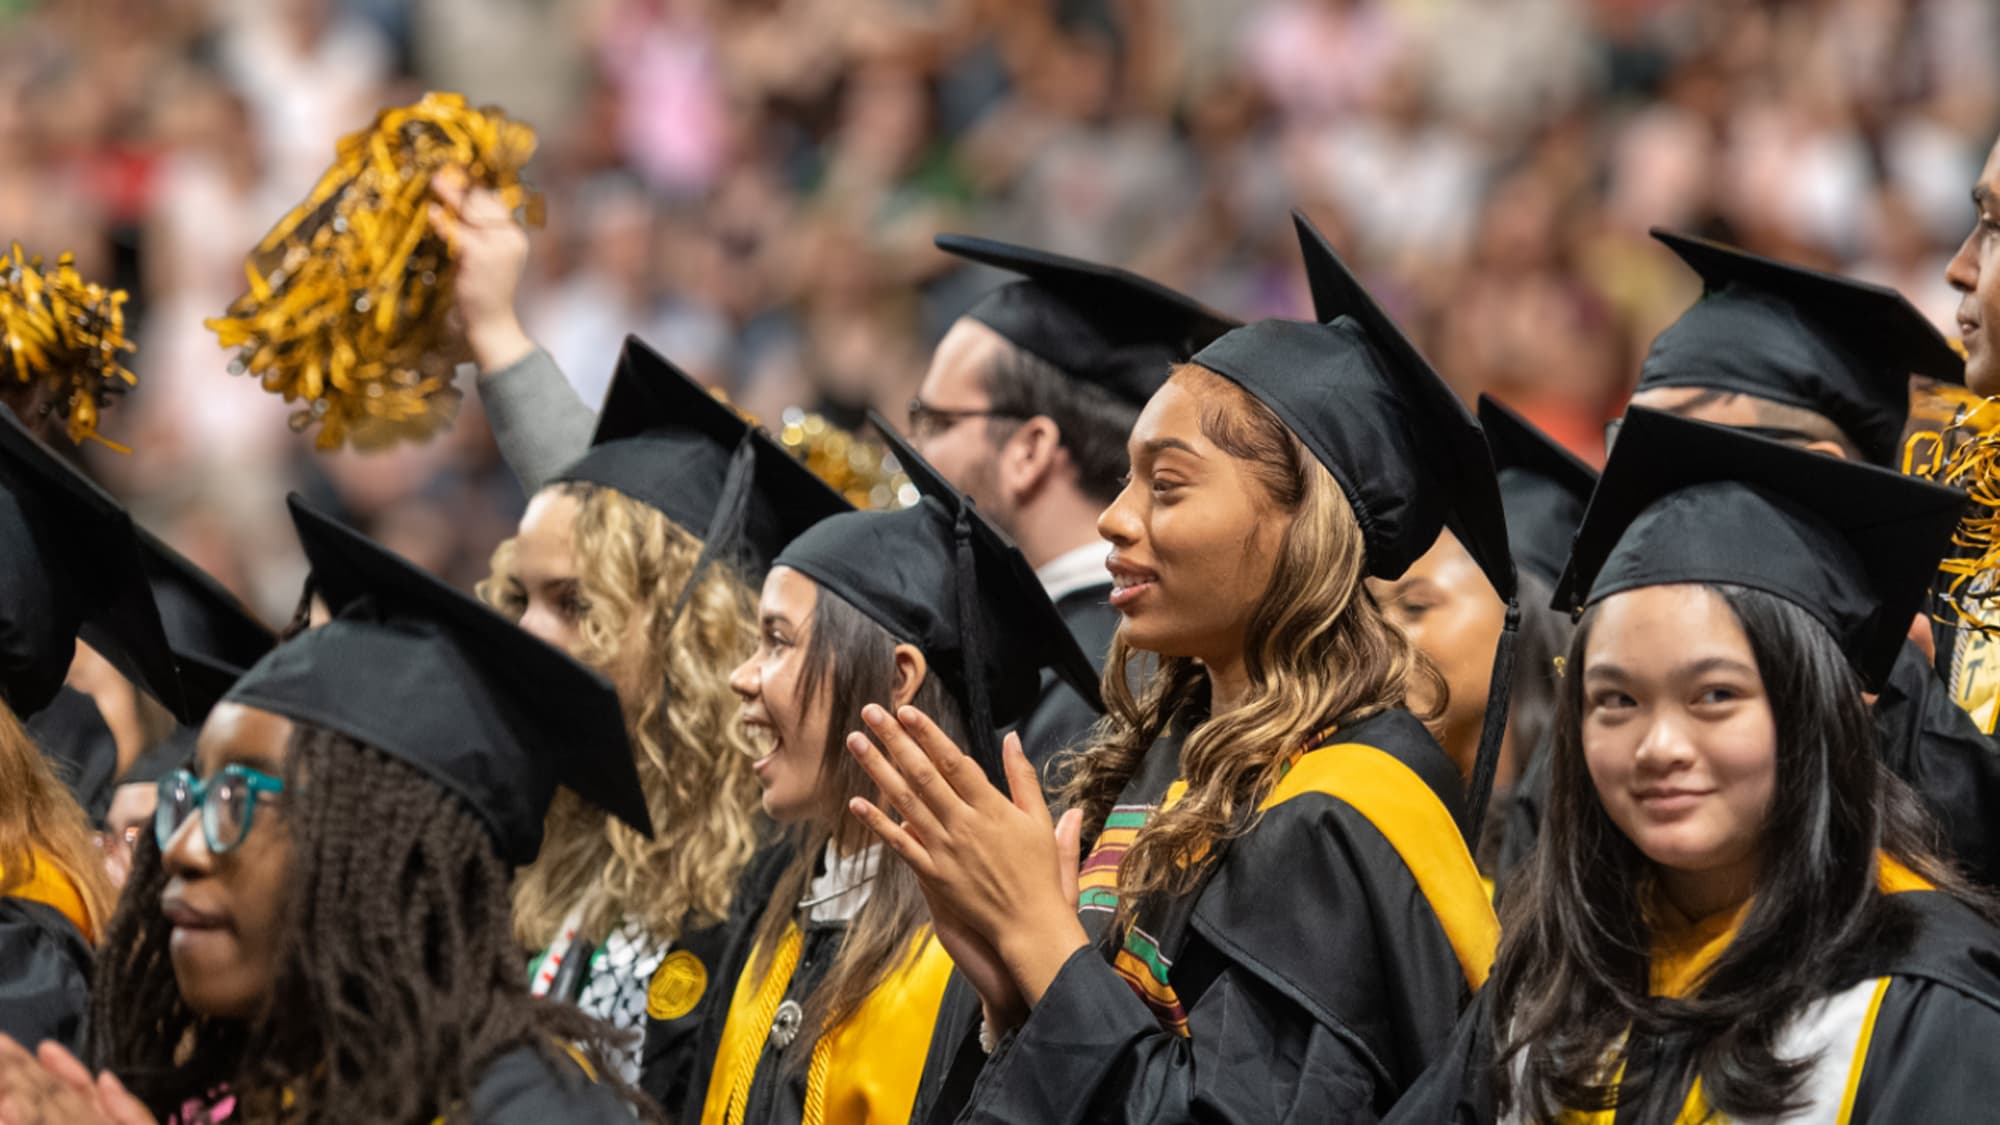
[910,318,1011,514]
[162,702,296,1020]
[505,488,650,700]
[1370,529,1506,777]
[733,567,832,824]
[1097,373,1291,664]
[1580,585,1776,902]
[1948,137,2000,397]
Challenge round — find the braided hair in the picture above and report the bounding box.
[88,723,663,1123]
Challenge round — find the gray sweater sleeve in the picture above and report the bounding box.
[477,347,596,495]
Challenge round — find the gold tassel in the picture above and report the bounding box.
[1904,383,2000,633]
[0,244,135,450]
[205,92,540,451]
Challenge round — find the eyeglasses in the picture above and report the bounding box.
[905,398,1031,441]
[1603,417,1832,451]
[155,765,286,856]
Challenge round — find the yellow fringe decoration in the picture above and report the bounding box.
[708,387,910,510]
[205,92,540,451]
[0,244,135,450]
[772,407,911,511]
[1904,383,2000,633]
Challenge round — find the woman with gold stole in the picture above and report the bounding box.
[670,426,1101,1125]
[1387,409,2000,1124]
[840,216,1509,1122]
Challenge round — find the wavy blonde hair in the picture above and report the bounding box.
[481,481,763,947]
[1057,363,1443,915]
[0,699,113,937]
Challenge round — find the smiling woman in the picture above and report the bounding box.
[1388,410,2000,1125]
[471,339,847,1095]
[839,218,1510,1124]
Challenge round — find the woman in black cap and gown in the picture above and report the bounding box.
[0,496,661,1123]
[842,215,1511,1122]
[1387,410,2000,1123]
[657,419,1100,1125]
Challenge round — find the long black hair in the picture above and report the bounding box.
[89,723,661,1123]
[1489,583,1994,1121]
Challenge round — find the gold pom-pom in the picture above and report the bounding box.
[0,244,135,449]
[1905,385,2000,633]
[773,408,912,511]
[205,92,540,451]
[705,387,910,510]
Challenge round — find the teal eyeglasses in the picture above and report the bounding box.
[154,764,286,855]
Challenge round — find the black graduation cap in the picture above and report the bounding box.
[773,416,1103,779]
[1187,213,1519,843]
[224,496,650,865]
[553,335,852,583]
[939,234,1240,407]
[1639,229,1964,467]
[1554,407,1966,690]
[136,526,275,721]
[1477,397,1596,590]
[0,406,189,723]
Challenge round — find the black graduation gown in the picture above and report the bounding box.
[1385,888,2000,1124]
[1014,585,1118,771]
[642,845,791,1118]
[954,708,1497,1124]
[1500,640,2000,888]
[25,685,118,824]
[1875,640,2000,886]
[0,897,92,1052]
[467,1043,638,1123]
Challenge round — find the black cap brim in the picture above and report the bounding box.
[1292,212,1517,601]
[0,408,189,722]
[285,496,652,842]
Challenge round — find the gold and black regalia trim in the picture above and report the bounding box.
[956,706,1499,1123]
[1387,877,2000,1123]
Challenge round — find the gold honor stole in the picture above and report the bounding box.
[1088,735,1500,1037]
[1,850,95,942]
[1550,856,1935,1125]
[700,926,956,1125]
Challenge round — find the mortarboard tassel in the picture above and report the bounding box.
[1463,601,1520,849]
[950,506,1004,782]
[665,437,760,632]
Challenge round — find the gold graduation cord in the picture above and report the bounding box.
[720,925,801,1124]
[713,924,836,1125]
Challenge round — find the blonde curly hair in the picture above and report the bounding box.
[481,481,763,947]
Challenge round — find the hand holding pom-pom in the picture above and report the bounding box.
[205,92,541,452]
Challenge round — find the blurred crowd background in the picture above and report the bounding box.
[4,0,1998,624]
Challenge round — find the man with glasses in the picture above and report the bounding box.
[902,235,1237,766]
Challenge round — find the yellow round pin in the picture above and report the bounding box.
[648,950,708,1021]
